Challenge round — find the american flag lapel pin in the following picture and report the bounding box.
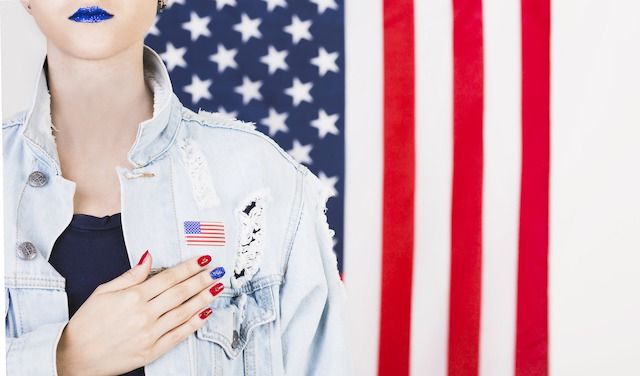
[183,220,226,246]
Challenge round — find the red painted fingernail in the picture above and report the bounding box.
[137,250,150,266]
[199,307,213,320]
[209,283,224,296]
[197,255,211,267]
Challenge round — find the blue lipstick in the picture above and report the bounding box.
[69,6,113,23]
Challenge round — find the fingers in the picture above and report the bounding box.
[149,306,214,361]
[148,265,223,318]
[97,250,152,293]
[137,254,211,301]
[146,267,169,280]
[153,277,224,336]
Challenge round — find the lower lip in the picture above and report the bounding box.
[69,12,113,23]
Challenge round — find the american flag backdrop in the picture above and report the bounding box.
[138,0,640,375]
[146,0,346,272]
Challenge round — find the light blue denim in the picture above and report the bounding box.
[3,44,350,375]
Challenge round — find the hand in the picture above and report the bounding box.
[55,251,225,376]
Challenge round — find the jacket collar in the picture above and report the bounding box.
[20,44,183,173]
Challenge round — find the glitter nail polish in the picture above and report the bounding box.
[209,266,225,279]
[197,255,212,267]
[199,307,213,320]
[209,283,224,296]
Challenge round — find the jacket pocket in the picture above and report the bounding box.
[194,274,282,376]
[5,276,69,337]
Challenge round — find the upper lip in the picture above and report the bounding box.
[69,5,113,19]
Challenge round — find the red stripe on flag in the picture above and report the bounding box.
[516,0,550,374]
[448,0,485,374]
[378,0,415,375]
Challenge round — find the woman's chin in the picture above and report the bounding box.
[50,35,130,61]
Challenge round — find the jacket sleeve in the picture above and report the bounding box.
[5,288,69,376]
[278,168,351,375]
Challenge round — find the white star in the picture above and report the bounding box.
[233,13,262,43]
[148,15,160,36]
[262,0,287,12]
[182,11,212,42]
[217,106,238,118]
[284,15,312,45]
[310,47,339,77]
[159,42,187,72]
[285,77,313,106]
[311,109,339,138]
[167,0,185,9]
[287,139,313,165]
[215,0,236,10]
[318,171,338,198]
[261,108,289,136]
[183,74,212,105]
[209,44,238,73]
[234,76,263,104]
[260,46,288,75]
[309,0,338,14]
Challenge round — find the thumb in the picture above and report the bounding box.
[98,250,152,293]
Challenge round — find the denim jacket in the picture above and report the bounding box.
[3,44,350,375]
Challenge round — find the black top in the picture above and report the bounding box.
[50,212,145,376]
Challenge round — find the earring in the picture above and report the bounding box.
[157,0,167,13]
[27,3,31,9]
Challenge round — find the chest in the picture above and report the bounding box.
[5,153,289,375]
[58,151,133,216]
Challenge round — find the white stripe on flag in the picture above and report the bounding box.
[344,1,383,375]
[411,0,453,375]
[480,0,522,374]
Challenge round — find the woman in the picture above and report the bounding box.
[4,1,349,375]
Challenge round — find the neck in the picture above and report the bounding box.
[45,41,154,154]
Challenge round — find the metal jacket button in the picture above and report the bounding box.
[17,241,38,260]
[27,171,48,187]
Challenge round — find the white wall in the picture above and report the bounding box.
[1,0,46,122]
[550,1,640,374]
